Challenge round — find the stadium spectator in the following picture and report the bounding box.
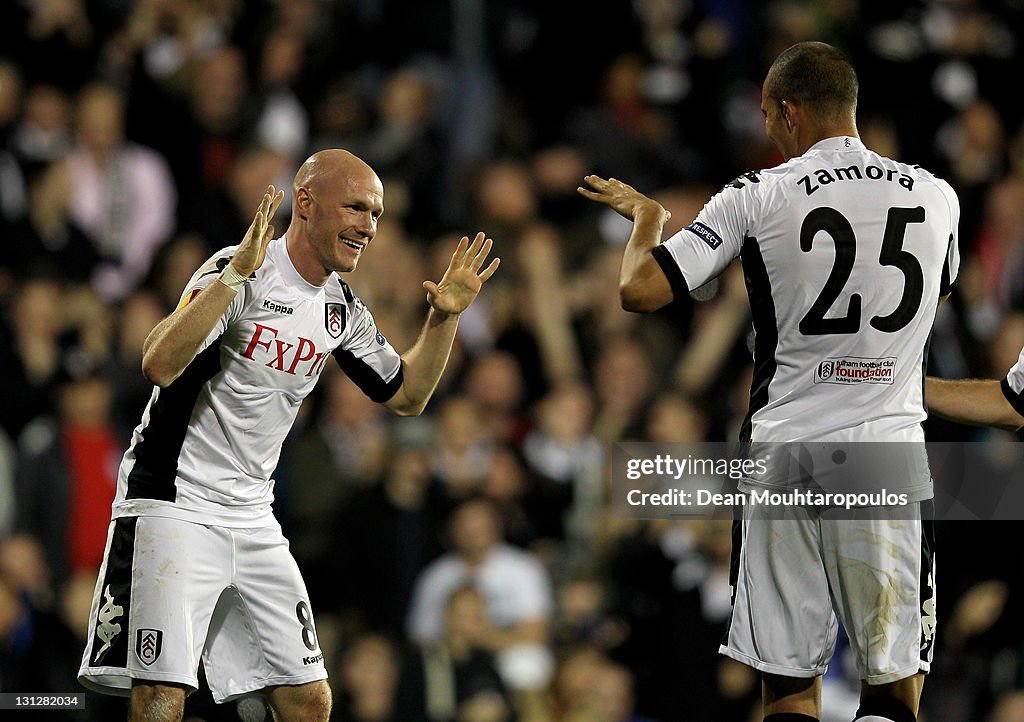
[5,159,99,284]
[15,363,120,598]
[396,584,512,722]
[331,442,449,635]
[67,82,176,301]
[407,498,554,694]
[332,633,401,722]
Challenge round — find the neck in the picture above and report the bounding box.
[795,123,859,157]
[284,224,331,286]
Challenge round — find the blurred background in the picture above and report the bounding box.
[1,0,1024,720]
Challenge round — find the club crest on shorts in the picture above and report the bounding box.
[136,629,163,666]
[325,303,346,339]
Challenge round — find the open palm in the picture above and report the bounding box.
[424,232,500,315]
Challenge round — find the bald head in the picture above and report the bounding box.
[764,41,858,123]
[294,149,380,195]
[286,148,385,281]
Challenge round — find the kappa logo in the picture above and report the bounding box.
[136,628,164,666]
[262,298,295,315]
[921,571,937,650]
[325,303,346,339]
[375,331,386,346]
[93,585,124,663]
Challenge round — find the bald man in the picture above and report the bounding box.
[78,150,499,722]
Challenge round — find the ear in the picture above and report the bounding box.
[295,186,311,221]
[781,101,794,131]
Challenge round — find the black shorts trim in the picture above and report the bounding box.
[918,506,937,665]
[88,517,138,669]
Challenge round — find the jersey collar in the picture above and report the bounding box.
[806,136,865,153]
[274,237,326,299]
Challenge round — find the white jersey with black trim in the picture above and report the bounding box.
[654,137,959,445]
[111,237,404,527]
[1001,347,1024,416]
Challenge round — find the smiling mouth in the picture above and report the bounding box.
[340,238,365,252]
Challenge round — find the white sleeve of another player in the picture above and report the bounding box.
[1001,346,1024,416]
[938,178,961,296]
[653,178,759,294]
[176,246,247,352]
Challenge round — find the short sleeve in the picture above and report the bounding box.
[332,295,404,402]
[655,175,761,293]
[176,246,247,351]
[938,180,960,297]
[1002,346,1024,416]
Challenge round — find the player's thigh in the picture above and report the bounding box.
[263,680,332,722]
[821,506,936,685]
[81,516,231,695]
[202,524,327,701]
[721,505,839,677]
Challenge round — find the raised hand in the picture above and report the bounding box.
[577,174,671,226]
[231,185,285,277]
[424,232,500,316]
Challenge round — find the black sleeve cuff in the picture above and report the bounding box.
[1001,377,1024,418]
[651,245,689,302]
[333,349,406,403]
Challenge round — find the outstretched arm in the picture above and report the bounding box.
[925,377,1024,431]
[384,232,500,416]
[142,186,284,387]
[577,175,674,312]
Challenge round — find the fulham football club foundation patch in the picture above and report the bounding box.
[325,303,346,339]
[136,629,163,666]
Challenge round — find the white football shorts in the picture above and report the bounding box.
[720,502,936,684]
[78,515,328,702]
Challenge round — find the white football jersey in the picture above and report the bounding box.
[111,238,404,526]
[655,136,959,443]
[1002,347,1024,414]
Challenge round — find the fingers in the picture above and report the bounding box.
[451,235,470,265]
[469,237,493,273]
[478,257,500,283]
[465,232,485,261]
[452,232,487,269]
[422,280,440,296]
[576,186,610,204]
[268,189,285,221]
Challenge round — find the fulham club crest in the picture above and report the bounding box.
[136,629,163,666]
[325,303,346,339]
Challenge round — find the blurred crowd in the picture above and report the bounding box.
[3,1,1024,721]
